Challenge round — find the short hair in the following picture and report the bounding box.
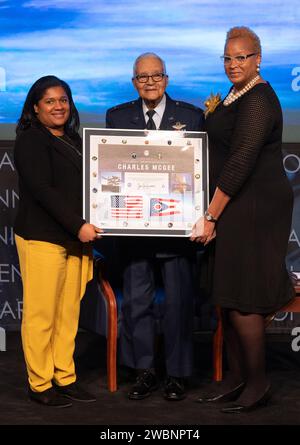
[225,26,261,54]
[132,52,167,77]
[16,75,80,136]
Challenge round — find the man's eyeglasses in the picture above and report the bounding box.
[134,73,166,83]
[220,53,257,65]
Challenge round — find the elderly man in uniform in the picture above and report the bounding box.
[106,52,204,401]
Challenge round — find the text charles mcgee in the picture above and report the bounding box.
[117,163,175,171]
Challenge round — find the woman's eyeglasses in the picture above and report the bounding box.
[220,53,257,65]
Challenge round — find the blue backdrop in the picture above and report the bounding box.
[0,0,299,141]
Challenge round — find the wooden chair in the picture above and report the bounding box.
[96,261,118,392]
[212,285,300,381]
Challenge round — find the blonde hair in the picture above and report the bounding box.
[225,26,261,54]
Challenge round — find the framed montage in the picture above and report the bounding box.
[83,128,209,237]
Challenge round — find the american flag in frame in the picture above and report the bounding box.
[111,195,143,219]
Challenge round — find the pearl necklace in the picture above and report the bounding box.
[223,75,260,106]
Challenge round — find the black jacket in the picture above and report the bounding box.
[14,125,85,244]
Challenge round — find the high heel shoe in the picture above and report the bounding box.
[196,382,245,403]
[221,384,272,413]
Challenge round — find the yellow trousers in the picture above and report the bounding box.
[15,235,93,392]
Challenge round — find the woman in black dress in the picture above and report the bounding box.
[191,27,294,412]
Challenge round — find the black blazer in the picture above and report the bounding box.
[106,93,204,131]
[14,125,85,244]
[105,93,204,257]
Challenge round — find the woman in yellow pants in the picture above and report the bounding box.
[14,75,102,407]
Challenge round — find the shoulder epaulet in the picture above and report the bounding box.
[174,100,202,112]
[108,100,138,113]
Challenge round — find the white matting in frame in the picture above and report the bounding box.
[83,128,209,237]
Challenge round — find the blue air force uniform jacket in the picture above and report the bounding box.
[106,93,204,257]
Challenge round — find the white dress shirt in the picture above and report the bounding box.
[142,94,166,129]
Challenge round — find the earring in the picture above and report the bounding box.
[256,64,260,73]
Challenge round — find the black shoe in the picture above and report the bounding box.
[128,370,159,400]
[28,387,72,408]
[163,376,186,401]
[221,385,272,413]
[196,382,245,403]
[53,382,96,403]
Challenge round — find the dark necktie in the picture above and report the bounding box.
[146,109,156,130]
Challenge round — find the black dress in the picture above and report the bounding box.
[204,82,294,314]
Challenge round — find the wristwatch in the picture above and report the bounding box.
[204,210,217,223]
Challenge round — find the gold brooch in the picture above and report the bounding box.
[204,93,222,118]
[172,122,186,131]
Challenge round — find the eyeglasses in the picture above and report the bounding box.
[134,73,166,83]
[220,53,257,65]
